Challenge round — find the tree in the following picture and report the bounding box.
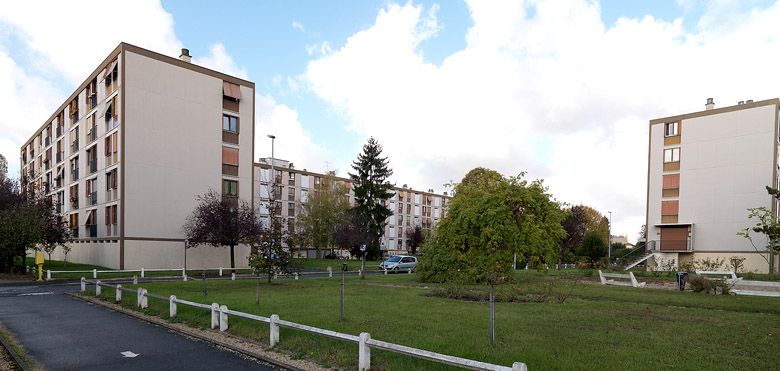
[297,173,349,258]
[0,153,7,180]
[183,190,257,272]
[738,186,780,273]
[40,212,70,268]
[405,225,424,255]
[349,137,394,260]
[248,202,299,283]
[333,208,370,258]
[579,230,607,265]
[418,168,566,284]
[560,205,609,264]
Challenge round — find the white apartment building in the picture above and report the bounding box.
[253,159,451,257]
[645,98,780,273]
[20,43,255,269]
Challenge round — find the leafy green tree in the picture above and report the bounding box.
[738,186,780,273]
[579,230,607,265]
[560,204,609,264]
[349,137,394,260]
[297,173,349,258]
[418,168,566,284]
[183,190,257,272]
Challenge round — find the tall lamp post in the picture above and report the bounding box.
[607,211,612,261]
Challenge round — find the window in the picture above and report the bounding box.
[288,172,295,185]
[663,147,680,163]
[104,60,119,95]
[664,122,679,137]
[222,179,238,197]
[222,114,238,133]
[288,187,295,201]
[406,204,411,214]
[222,146,239,166]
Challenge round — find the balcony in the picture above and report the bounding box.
[288,208,295,217]
[106,116,119,131]
[88,159,97,174]
[70,139,79,152]
[88,94,97,110]
[71,168,79,181]
[70,198,78,209]
[45,137,51,147]
[86,224,97,238]
[55,202,62,214]
[56,126,62,137]
[71,227,79,238]
[70,112,79,123]
[646,240,692,253]
[106,224,118,237]
[43,182,50,194]
[106,188,118,202]
[89,191,97,206]
[44,160,50,171]
[106,153,117,167]
[56,151,63,163]
[87,127,97,142]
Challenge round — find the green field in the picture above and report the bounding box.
[82,270,780,370]
[292,258,381,272]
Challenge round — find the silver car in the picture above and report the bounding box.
[379,255,417,272]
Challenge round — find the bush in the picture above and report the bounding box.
[686,274,731,295]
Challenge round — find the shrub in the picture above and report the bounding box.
[686,274,731,295]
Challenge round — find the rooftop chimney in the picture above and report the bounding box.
[746,99,753,103]
[179,48,191,63]
[705,98,714,110]
[738,101,744,105]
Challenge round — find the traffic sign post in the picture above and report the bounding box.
[359,244,366,278]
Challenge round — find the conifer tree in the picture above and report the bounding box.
[349,138,394,260]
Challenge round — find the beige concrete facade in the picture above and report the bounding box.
[253,159,451,257]
[20,43,255,269]
[646,98,780,273]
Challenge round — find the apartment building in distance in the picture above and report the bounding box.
[253,158,451,257]
[19,43,255,269]
[645,98,780,273]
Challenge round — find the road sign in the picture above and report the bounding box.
[360,244,366,252]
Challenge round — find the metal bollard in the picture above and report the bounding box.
[169,295,177,318]
[219,305,228,332]
[210,303,220,329]
[93,268,97,279]
[269,314,280,347]
[116,284,122,302]
[384,268,387,275]
[359,332,371,371]
[95,281,101,296]
[80,277,86,292]
[46,270,51,281]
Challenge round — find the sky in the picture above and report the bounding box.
[2,0,780,242]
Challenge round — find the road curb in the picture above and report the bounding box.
[68,293,310,371]
[0,326,30,371]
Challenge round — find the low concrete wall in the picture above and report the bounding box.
[46,242,121,269]
[123,240,251,269]
[648,251,774,273]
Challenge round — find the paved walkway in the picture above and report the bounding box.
[0,282,281,370]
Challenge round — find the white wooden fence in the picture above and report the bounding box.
[82,278,527,371]
[48,267,259,281]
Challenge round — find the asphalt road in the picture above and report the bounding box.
[0,282,282,371]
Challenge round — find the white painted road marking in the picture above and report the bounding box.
[17,292,53,296]
[121,351,139,358]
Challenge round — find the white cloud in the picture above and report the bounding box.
[254,94,329,170]
[292,20,305,32]
[193,43,248,79]
[304,0,780,241]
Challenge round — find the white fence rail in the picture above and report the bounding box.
[48,267,261,281]
[81,277,527,371]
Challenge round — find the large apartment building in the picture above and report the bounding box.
[19,43,255,269]
[253,158,451,257]
[645,98,780,273]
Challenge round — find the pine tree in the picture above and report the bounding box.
[349,137,394,260]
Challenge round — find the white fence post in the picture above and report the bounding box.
[408,268,412,274]
[359,332,371,371]
[93,268,97,279]
[219,305,228,332]
[269,314,280,347]
[133,275,138,285]
[327,266,332,277]
[169,295,177,318]
[137,288,143,308]
[141,289,148,309]
[231,273,236,281]
[80,277,86,292]
[512,362,528,371]
[219,267,223,276]
[116,284,122,302]
[46,270,51,281]
[384,268,387,275]
[95,281,101,296]
[294,272,299,280]
[211,303,220,329]
[182,268,186,279]
[141,268,145,278]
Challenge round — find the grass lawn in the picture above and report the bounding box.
[83,271,780,370]
[292,258,381,272]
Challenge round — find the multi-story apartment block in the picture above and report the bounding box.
[253,158,451,257]
[645,98,780,273]
[20,43,255,269]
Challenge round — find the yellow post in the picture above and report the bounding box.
[35,251,45,281]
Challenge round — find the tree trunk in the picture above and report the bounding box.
[230,244,236,273]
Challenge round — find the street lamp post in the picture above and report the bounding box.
[607,211,612,261]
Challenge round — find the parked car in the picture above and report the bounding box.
[379,255,417,272]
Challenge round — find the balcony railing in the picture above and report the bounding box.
[71,139,79,152]
[106,224,118,237]
[71,168,79,181]
[44,160,50,171]
[89,191,97,206]
[106,116,119,131]
[55,202,62,214]
[106,153,118,167]
[70,112,79,123]
[56,126,62,137]
[106,188,118,202]
[88,94,97,110]
[646,239,692,252]
[70,199,78,209]
[87,127,97,142]
[89,159,97,174]
[56,151,63,163]
[86,224,97,238]
[71,228,79,238]
[45,137,51,147]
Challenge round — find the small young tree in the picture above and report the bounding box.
[40,211,70,268]
[333,208,369,258]
[405,225,424,255]
[349,138,394,260]
[248,202,298,283]
[183,190,257,272]
[579,230,607,265]
[297,173,349,258]
[739,186,780,273]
